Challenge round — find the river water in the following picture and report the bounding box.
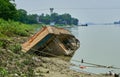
[69,25,120,74]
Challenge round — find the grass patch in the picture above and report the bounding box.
[0,19,35,37]
[0,18,43,48]
[9,43,22,54]
[0,67,8,77]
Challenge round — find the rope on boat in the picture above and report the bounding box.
[30,48,59,57]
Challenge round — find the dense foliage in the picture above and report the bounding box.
[16,9,79,25]
[39,13,79,25]
[0,0,79,25]
[17,9,38,24]
[0,0,17,20]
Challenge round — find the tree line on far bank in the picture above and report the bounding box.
[0,0,79,25]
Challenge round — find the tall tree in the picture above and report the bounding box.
[39,14,50,24]
[0,0,17,20]
[17,9,27,23]
[27,14,38,24]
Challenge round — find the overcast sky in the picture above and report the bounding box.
[15,0,120,23]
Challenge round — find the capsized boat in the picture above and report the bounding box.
[22,26,80,56]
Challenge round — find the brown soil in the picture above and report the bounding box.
[0,36,114,77]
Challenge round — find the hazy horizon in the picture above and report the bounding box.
[15,0,120,24]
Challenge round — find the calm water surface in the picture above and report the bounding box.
[70,25,120,74]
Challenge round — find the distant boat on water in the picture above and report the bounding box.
[79,24,88,26]
[114,20,120,24]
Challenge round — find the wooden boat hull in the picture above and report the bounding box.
[22,26,80,56]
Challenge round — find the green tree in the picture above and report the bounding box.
[27,14,38,24]
[71,18,79,25]
[51,13,59,23]
[17,9,27,23]
[38,13,79,25]
[39,14,50,24]
[16,9,79,25]
[0,0,17,20]
[60,13,72,25]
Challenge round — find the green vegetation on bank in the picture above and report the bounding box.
[0,18,41,48]
[0,19,33,37]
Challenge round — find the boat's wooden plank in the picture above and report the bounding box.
[22,27,49,52]
[22,26,80,56]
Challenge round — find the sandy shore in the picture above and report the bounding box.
[33,56,114,77]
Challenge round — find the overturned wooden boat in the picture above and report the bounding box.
[22,26,80,56]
